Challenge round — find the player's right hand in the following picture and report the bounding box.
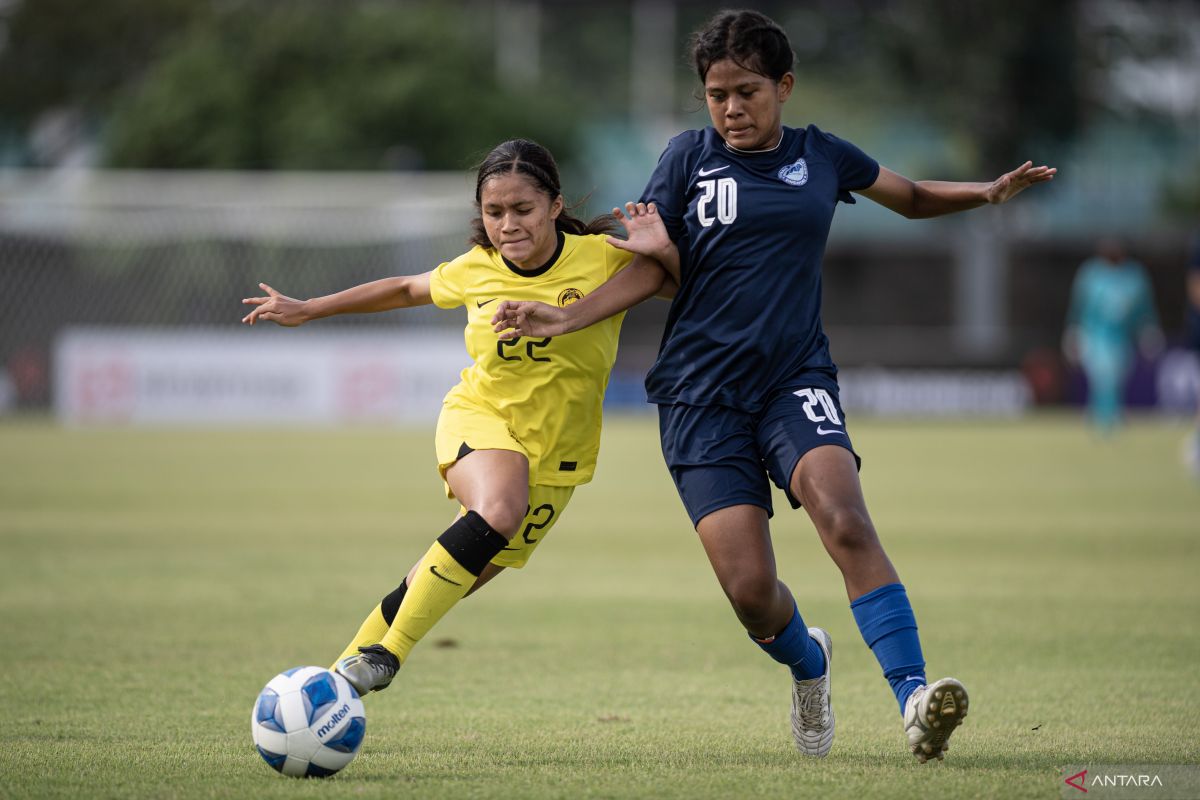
[242,283,309,327]
[607,201,671,262]
[492,300,566,339]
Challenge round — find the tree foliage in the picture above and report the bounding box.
[0,0,206,122]
[759,0,1082,176]
[870,0,1081,173]
[100,4,580,170]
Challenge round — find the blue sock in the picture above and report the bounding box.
[850,583,926,713]
[750,601,826,681]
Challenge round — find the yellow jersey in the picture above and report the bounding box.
[428,232,634,486]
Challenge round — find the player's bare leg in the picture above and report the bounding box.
[695,505,791,637]
[791,445,965,762]
[789,446,897,599]
[696,504,833,756]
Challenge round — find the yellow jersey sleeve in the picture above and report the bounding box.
[604,240,636,279]
[429,250,478,309]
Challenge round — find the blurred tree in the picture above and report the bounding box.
[872,0,1081,174]
[102,3,580,170]
[769,0,1081,176]
[0,0,208,123]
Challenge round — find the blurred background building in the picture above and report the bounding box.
[1,0,1198,422]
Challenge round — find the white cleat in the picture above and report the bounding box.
[903,677,968,763]
[790,627,834,757]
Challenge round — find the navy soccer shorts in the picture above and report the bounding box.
[658,385,861,527]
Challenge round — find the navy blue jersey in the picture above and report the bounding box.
[640,124,879,412]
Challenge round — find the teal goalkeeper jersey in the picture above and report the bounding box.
[1067,259,1157,347]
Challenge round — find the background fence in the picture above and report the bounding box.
[2,169,1196,421]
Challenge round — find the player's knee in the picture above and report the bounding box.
[724,573,779,625]
[818,506,878,553]
[469,501,525,540]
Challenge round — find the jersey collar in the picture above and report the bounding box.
[501,231,565,278]
[723,130,785,155]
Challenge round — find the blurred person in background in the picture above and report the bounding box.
[493,8,1055,765]
[1063,238,1162,435]
[1185,231,1200,473]
[242,138,675,697]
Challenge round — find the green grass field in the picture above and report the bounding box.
[2,416,1198,799]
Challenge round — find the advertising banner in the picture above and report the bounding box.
[54,328,469,425]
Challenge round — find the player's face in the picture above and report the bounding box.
[480,173,564,269]
[703,59,794,151]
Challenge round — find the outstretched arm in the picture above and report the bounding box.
[492,255,667,339]
[242,273,433,326]
[860,161,1056,219]
[491,202,678,339]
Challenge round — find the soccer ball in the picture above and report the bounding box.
[250,666,366,778]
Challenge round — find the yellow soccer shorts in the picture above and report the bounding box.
[483,483,574,568]
[435,397,575,569]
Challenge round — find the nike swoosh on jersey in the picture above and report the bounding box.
[697,165,730,176]
[816,426,844,436]
[429,565,463,586]
[476,298,497,308]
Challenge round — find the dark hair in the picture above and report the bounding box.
[469,139,615,249]
[690,9,795,83]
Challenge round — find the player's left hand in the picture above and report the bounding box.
[986,161,1057,204]
[607,202,672,261]
[242,283,308,326]
[492,300,567,339]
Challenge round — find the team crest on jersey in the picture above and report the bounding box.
[778,158,809,186]
[557,288,584,307]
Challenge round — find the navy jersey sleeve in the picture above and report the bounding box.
[811,127,880,204]
[639,134,691,242]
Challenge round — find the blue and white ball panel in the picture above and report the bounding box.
[306,763,340,778]
[324,716,366,754]
[308,741,356,773]
[301,671,340,725]
[255,745,287,771]
[250,666,367,779]
[277,680,313,735]
[252,728,289,767]
[253,687,286,733]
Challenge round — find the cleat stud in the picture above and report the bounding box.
[922,743,933,754]
[955,691,964,700]
[932,721,940,729]
[933,690,943,700]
